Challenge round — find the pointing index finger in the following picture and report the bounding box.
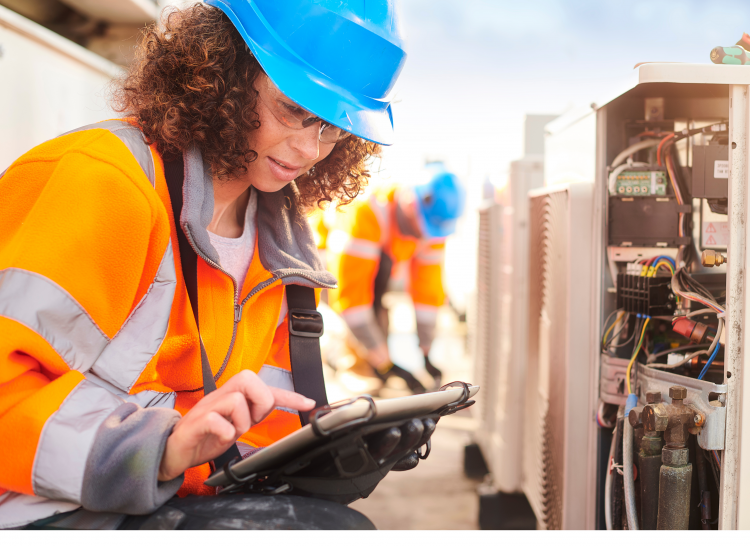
[269,387,316,412]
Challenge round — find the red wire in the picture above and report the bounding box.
[657,134,675,166]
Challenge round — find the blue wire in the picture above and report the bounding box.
[656,255,676,267]
[697,342,721,381]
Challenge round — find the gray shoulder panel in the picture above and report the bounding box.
[61,120,155,187]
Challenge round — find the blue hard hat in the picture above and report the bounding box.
[413,163,466,239]
[205,0,407,145]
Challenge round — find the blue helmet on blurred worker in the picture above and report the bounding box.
[205,0,407,145]
[413,162,466,238]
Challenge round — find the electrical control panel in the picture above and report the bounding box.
[543,64,750,530]
[593,71,733,531]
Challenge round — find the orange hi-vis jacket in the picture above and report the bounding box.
[0,120,335,528]
[323,185,446,353]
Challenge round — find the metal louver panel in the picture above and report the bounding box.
[474,203,500,427]
[523,184,596,530]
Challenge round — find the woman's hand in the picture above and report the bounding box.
[158,370,315,481]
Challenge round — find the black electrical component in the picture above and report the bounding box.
[692,143,729,199]
[616,273,675,315]
[609,196,692,247]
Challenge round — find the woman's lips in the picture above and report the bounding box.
[266,156,302,182]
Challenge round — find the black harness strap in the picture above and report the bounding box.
[286,284,329,425]
[163,156,240,469]
[164,155,329,460]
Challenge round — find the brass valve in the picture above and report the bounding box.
[702,249,727,267]
[640,386,701,448]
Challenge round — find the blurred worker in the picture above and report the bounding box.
[325,162,466,392]
[0,0,406,529]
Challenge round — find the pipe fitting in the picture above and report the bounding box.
[641,434,663,456]
[646,391,662,404]
[669,385,687,401]
[643,404,669,432]
[662,446,689,466]
[701,249,727,267]
[628,406,645,429]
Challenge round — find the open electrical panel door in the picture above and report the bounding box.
[204,384,479,504]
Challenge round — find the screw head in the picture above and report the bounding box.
[669,385,687,400]
[646,391,662,404]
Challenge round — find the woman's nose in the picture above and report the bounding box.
[290,124,321,162]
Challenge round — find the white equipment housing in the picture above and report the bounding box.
[522,183,596,529]
[0,4,120,171]
[473,145,547,492]
[472,114,553,494]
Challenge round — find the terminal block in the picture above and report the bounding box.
[613,169,668,196]
[616,273,675,315]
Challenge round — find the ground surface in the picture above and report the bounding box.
[323,293,481,530]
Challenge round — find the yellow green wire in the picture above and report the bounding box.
[653,261,674,276]
[601,312,624,347]
[626,317,650,395]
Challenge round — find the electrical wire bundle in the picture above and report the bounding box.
[626,315,650,395]
[643,270,725,379]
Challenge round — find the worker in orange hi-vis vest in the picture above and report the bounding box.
[0,0,409,529]
[323,163,466,393]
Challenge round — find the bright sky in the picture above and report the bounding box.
[382,0,750,307]
[380,0,750,186]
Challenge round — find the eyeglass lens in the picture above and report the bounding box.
[260,76,349,143]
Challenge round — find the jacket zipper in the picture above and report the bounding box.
[184,227,336,385]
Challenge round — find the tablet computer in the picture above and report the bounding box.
[205,383,479,488]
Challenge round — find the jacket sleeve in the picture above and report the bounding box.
[0,131,183,513]
[325,202,386,351]
[409,240,447,353]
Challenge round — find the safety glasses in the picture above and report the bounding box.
[256,75,350,144]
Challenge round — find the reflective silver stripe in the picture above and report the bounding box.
[258,364,294,391]
[0,491,80,530]
[90,241,177,392]
[327,230,381,260]
[414,246,445,265]
[340,304,375,326]
[257,365,298,415]
[32,381,124,502]
[414,304,439,350]
[414,304,440,323]
[84,372,176,410]
[0,268,108,372]
[0,240,176,393]
[341,306,385,351]
[60,120,155,187]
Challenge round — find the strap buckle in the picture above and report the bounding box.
[288,308,324,338]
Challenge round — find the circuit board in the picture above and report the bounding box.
[614,170,668,196]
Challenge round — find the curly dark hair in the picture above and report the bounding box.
[112,3,380,208]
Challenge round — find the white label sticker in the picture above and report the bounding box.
[703,221,729,248]
[714,160,729,179]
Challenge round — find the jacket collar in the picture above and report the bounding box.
[179,145,337,289]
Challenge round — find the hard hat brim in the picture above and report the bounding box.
[208,0,397,146]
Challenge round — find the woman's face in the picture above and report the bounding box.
[244,78,337,193]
